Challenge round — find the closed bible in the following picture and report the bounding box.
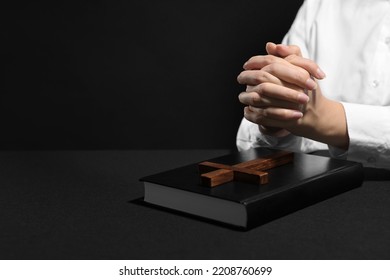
[140,148,364,229]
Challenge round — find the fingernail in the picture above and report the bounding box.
[266,42,276,48]
[292,111,303,118]
[306,78,317,90]
[243,61,248,68]
[317,68,326,79]
[297,93,310,103]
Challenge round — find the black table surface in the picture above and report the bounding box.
[1,149,390,260]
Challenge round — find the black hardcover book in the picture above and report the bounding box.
[140,148,364,229]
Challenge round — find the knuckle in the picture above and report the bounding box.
[295,69,310,83]
[258,82,271,94]
[285,54,297,63]
[291,45,301,54]
[257,83,266,94]
[282,110,290,120]
[264,55,275,65]
[246,85,253,91]
[244,106,265,124]
[254,70,268,84]
[255,114,263,124]
[243,106,250,117]
[266,62,278,74]
[244,107,257,123]
[248,55,260,64]
[250,95,258,106]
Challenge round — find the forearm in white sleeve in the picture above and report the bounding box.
[342,102,390,169]
[236,118,327,153]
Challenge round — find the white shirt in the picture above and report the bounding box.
[237,0,390,169]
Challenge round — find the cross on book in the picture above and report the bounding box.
[198,150,294,187]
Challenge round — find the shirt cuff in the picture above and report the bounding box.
[341,102,390,168]
[327,145,348,160]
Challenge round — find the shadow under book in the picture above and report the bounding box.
[140,148,364,229]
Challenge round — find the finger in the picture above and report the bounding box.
[274,44,302,57]
[241,82,309,105]
[249,105,303,121]
[285,54,326,79]
[243,106,303,127]
[238,69,304,92]
[243,55,288,70]
[266,43,325,79]
[239,91,303,110]
[245,78,302,93]
[266,42,302,58]
[262,63,317,90]
[248,83,309,104]
[265,42,278,56]
[237,69,285,86]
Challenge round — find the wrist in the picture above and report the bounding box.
[259,125,291,138]
[311,98,349,149]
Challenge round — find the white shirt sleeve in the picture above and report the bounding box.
[236,118,328,153]
[342,103,390,169]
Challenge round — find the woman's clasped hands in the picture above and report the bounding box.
[237,42,349,150]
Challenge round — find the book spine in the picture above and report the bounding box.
[245,163,364,229]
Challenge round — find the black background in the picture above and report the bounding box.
[3,2,390,261]
[3,0,303,149]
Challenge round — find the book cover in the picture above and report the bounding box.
[140,148,364,229]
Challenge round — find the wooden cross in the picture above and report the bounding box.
[198,150,294,187]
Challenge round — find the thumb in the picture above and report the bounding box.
[265,42,278,55]
[265,42,325,79]
[266,42,302,58]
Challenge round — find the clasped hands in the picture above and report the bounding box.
[237,42,349,150]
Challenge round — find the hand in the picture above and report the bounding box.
[237,52,312,137]
[238,43,326,137]
[237,59,311,137]
[237,44,349,149]
[265,42,326,79]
